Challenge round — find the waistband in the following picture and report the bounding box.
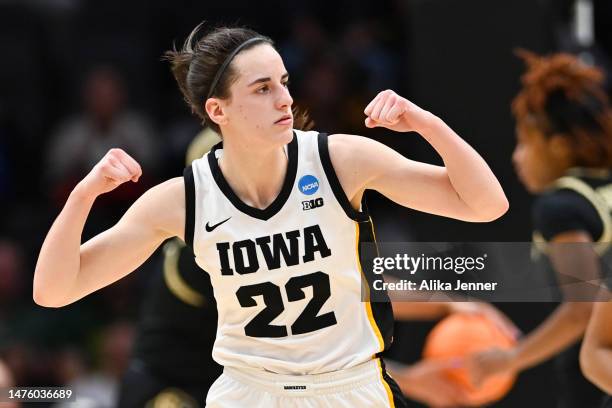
[223,358,385,396]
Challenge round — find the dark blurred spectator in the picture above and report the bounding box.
[0,138,11,200]
[0,357,17,408]
[279,15,330,89]
[45,66,160,207]
[0,358,14,387]
[55,322,134,408]
[341,21,398,94]
[295,55,349,132]
[0,4,47,146]
[0,240,25,318]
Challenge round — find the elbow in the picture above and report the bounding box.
[579,340,611,394]
[579,342,596,384]
[475,196,510,222]
[32,286,69,308]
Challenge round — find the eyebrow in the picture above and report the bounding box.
[247,72,289,87]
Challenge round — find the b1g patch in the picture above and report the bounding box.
[302,197,324,210]
[298,175,320,195]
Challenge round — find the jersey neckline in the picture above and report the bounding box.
[208,132,299,221]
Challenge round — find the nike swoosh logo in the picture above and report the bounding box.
[205,217,231,232]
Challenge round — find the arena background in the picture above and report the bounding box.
[1,0,611,406]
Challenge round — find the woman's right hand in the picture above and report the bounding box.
[77,148,142,197]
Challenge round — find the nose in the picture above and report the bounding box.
[276,85,293,110]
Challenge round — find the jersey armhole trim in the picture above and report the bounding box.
[535,176,611,255]
[183,165,196,248]
[317,133,369,222]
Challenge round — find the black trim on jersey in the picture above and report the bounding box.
[208,133,298,221]
[317,133,369,222]
[183,166,196,248]
[358,218,394,351]
[380,359,409,408]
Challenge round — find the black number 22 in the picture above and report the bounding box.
[235,271,337,337]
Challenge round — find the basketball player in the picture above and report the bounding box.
[33,25,508,407]
[468,51,612,408]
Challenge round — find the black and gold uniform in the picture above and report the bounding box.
[532,168,612,408]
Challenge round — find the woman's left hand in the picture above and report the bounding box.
[465,347,518,388]
[447,302,522,341]
[364,89,436,133]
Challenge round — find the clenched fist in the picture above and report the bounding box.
[77,148,142,198]
[364,89,436,133]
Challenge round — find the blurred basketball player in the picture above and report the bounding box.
[469,50,612,408]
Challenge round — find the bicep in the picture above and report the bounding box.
[369,157,474,219]
[331,135,480,220]
[70,178,185,301]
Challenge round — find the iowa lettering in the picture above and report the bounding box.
[216,225,331,275]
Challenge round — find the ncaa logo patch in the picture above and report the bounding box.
[298,175,319,195]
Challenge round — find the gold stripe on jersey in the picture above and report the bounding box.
[355,222,385,353]
[369,216,380,257]
[552,177,611,254]
[566,167,611,179]
[376,359,396,408]
[163,240,206,307]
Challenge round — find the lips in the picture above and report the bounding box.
[275,115,293,124]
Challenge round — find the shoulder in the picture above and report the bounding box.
[327,133,407,178]
[326,133,384,170]
[327,133,377,154]
[533,189,595,218]
[142,177,185,200]
[323,133,390,204]
[532,188,601,240]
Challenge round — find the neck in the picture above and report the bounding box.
[218,136,288,209]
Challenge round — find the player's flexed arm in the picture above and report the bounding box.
[33,148,185,307]
[330,90,508,221]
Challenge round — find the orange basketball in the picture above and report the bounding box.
[423,313,516,406]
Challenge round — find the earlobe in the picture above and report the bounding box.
[204,98,228,126]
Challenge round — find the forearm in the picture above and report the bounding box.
[419,116,507,219]
[33,183,97,306]
[392,301,451,320]
[512,302,591,371]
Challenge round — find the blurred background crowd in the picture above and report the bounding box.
[1,0,612,406]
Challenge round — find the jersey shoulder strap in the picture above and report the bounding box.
[183,165,196,248]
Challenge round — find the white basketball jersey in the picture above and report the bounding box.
[184,130,393,375]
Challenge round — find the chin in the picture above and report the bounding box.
[277,127,294,144]
[523,180,546,194]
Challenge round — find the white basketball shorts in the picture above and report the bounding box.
[205,358,406,407]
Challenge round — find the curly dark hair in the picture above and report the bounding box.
[513,50,612,168]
